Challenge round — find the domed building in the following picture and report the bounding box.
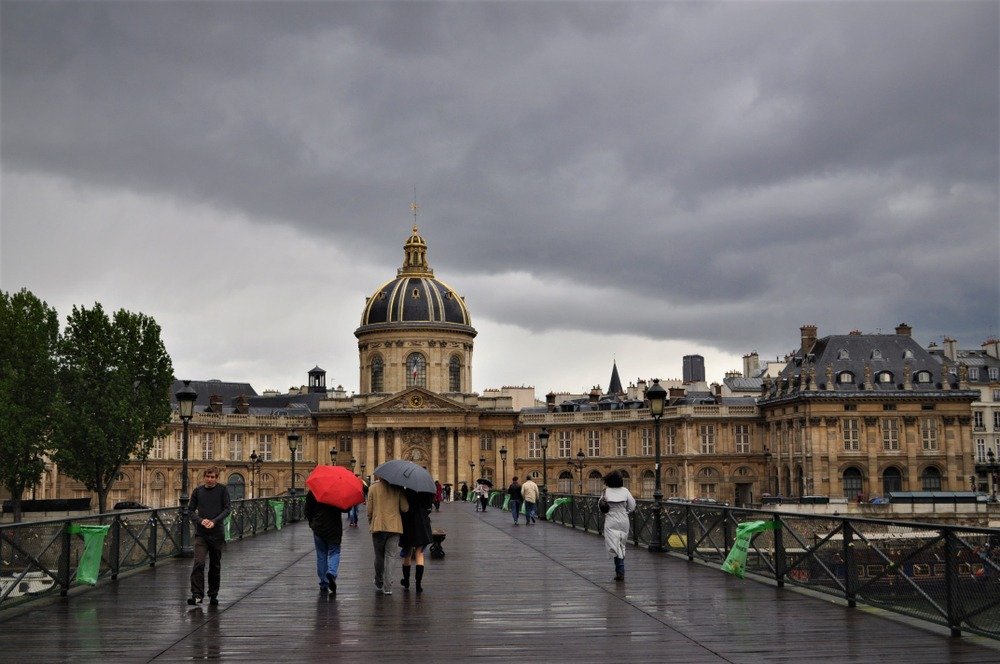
[314,225,518,490]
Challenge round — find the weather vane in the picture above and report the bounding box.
[410,186,419,226]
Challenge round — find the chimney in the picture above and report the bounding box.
[668,387,686,400]
[234,394,250,415]
[800,325,818,353]
[943,337,958,361]
[209,394,223,414]
[546,391,556,413]
[895,323,912,337]
[743,352,760,378]
[712,383,722,403]
[982,339,1000,360]
[589,386,601,403]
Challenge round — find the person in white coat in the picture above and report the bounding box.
[600,470,636,581]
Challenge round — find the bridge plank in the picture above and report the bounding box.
[1,504,997,662]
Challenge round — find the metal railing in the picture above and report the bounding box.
[544,493,1000,640]
[0,496,303,610]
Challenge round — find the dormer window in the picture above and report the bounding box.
[871,349,882,360]
[914,371,932,383]
[903,350,914,359]
[838,371,854,384]
[838,349,850,360]
[877,371,894,383]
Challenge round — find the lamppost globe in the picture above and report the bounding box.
[349,457,357,472]
[175,380,197,557]
[645,378,668,553]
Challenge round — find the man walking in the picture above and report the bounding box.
[305,490,343,594]
[188,467,231,606]
[507,476,523,526]
[367,474,408,595]
[521,476,539,524]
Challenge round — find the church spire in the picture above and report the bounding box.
[608,360,624,396]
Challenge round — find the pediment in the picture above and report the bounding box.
[363,387,469,414]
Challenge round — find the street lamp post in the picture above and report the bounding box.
[247,450,262,499]
[480,456,486,482]
[176,380,197,557]
[329,446,338,466]
[539,428,549,518]
[764,445,774,497]
[360,463,366,484]
[469,460,475,484]
[569,449,586,494]
[288,431,300,496]
[499,445,508,487]
[349,457,357,472]
[646,378,667,553]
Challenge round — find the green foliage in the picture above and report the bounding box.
[0,289,60,521]
[53,303,174,514]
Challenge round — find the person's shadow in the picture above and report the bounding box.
[313,591,342,646]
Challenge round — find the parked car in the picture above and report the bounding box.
[113,501,150,510]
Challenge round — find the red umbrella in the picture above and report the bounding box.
[306,465,364,509]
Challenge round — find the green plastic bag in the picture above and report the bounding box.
[545,497,572,520]
[268,500,285,530]
[68,524,110,585]
[502,495,511,510]
[721,520,778,578]
[223,515,232,542]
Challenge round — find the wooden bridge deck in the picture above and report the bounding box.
[2,501,999,663]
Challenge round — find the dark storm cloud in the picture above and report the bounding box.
[2,1,997,362]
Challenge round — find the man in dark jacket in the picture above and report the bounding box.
[508,477,523,526]
[188,467,231,606]
[305,490,343,594]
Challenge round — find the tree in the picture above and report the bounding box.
[54,304,174,514]
[0,289,60,522]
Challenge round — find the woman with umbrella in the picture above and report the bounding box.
[399,488,433,592]
[474,478,492,512]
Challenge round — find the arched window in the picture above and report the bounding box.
[620,470,631,491]
[587,470,603,495]
[227,473,246,500]
[406,352,426,388]
[842,467,863,499]
[259,472,275,498]
[371,355,384,393]
[838,371,854,384]
[641,469,655,499]
[449,355,462,392]
[914,370,932,383]
[877,371,894,383]
[558,470,574,494]
[882,466,903,494]
[920,466,942,491]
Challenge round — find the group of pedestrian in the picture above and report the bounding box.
[505,476,538,526]
[366,474,434,594]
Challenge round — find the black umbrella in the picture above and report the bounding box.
[373,459,436,493]
[476,478,494,488]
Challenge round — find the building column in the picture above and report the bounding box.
[446,428,456,490]
[431,428,440,481]
[394,429,403,460]
[377,429,386,466]
[366,429,376,472]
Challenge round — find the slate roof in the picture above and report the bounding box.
[760,332,980,403]
[607,362,624,396]
[169,379,257,408]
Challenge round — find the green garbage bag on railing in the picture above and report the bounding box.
[502,494,511,510]
[68,524,110,585]
[268,500,285,530]
[223,515,232,542]
[545,497,572,520]
[721,520,778,579]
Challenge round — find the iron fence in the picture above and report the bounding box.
[0,495,303,609]
[544,492,1000,640]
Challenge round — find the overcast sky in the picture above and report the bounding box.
[2,1,998,398]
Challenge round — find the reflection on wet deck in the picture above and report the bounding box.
[2,503,998,662]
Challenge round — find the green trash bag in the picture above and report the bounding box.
[721,520,778,578]
[223,515,232,542]
[502,494,511,510]
[68,524,110,585]
[545,497,573,520]
[268,500,285,530]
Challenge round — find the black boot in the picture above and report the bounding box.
[401,564,411,590]
[614,557,625,581]
[415,565,424,593]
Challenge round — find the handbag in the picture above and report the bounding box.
[598,492,610,514]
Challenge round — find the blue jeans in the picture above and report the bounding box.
[347,505,359,525]
[313,533,341,588]
[525,501,537,522]
[510,499,522,523]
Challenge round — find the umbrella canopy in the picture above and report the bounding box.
[476,478,493,488]
[373,459,436,494]
[306,465,365,509]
